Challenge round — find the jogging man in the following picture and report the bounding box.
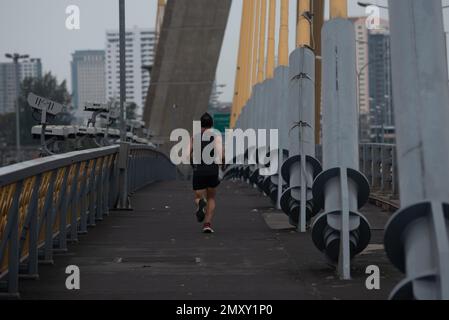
[190,113,223,233]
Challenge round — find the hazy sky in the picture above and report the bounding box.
[3,0,447,103]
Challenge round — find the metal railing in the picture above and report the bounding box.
[316,143,399,202]
[359,143,399,200]
[127,145,176,193]
[0,144,176,298]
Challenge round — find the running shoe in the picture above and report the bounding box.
[202,223,214,234]
[196,198,207,223]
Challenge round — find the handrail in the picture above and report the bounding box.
[359,143,399,200]
[0,144,176,298]
[0,146,119,188]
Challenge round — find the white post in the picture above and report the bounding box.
[384,0,449,300]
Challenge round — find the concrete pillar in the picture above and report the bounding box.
[280,47,322,232]
[311,19,371,280]
[384,0,449,300]
[313,0,324,145]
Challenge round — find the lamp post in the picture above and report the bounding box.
[357,2,388,10]
[119,0,126,142]
[358,1,449,10]
[5,53,29,162]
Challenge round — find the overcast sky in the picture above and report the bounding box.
[2,0,447,103]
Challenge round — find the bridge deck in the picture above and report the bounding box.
[19,180,402,300]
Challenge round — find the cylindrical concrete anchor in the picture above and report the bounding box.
[262,66,291,208]
[237,95,251,183]
[257,71,288,200]
[258,79,273,196]
[263,149,289,203]
[276,66,291,209]
[384,0,449,300]
[280,47,322,232]
[311,19,371,280]
[249,82,265,187]
[255,79,276,194]
[256,72,290,202]
[241,84,259,185]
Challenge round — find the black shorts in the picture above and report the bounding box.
[192,173,220,191]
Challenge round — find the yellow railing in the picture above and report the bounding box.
[0,145,176,298]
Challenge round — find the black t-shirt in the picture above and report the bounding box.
[192,130,219,176]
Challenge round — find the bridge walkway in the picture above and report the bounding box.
[19,180,401,300]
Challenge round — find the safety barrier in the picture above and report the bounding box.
[224,141,399,280]
[226,0,448,300]
[226,144,399,203]
[0,145,176,298]
[359,144,399,200]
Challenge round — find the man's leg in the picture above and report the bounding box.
[205,188,216,224]
[194,190,206,206]
[194,190,207,223]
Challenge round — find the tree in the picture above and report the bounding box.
[106,99,139,128]
[126,102,139,121]
[0,113,16,147]
[18,72,73,146]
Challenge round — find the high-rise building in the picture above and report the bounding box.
[105,27,156,117]
[0,58,42,114]
[71,50,106,111]
[349,17,390,142]
[350,17,371,142]
[368,29,394,143]
[19,58,42,80]
[0,63,18,115]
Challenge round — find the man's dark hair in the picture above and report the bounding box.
[200,113,214,129]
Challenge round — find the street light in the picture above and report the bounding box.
[358,2,449,10]
[5,53,29,162]
[357,2,388,10]
[119,0,126,142]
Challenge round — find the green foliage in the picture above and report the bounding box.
[0,72,73,147]
[106,99,139,127]
[126,102,138,121]
[0,113,16,147]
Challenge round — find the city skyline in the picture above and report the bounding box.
[0,57,42,114]
[71,50,106,112]
[105,27,156,116]
[0,0,396,103]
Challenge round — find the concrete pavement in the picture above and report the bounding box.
[18,180,402,300]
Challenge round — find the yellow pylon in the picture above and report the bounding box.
[257,0,267,83]
[251,0,261,87]
[230,0,251,128]
[330,0,348,19]
[296,0,311,47]
[278,0,289,67]
[242,0,256,111]
[265,0,276,79]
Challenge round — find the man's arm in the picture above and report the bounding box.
[186,136,193,164]
[214,134,225,167]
